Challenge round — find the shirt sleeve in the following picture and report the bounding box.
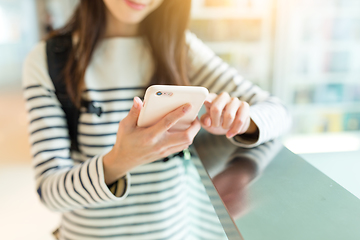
[186,31,292,147]
[22,42,130,212]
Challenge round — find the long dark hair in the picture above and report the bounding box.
[49,0,192,107]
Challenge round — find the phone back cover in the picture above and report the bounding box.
[138,85,208,130]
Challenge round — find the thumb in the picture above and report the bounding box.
[204,101,211,112]
[123,97,142,127]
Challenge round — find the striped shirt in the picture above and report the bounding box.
[22,31,291,240]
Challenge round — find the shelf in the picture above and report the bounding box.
[291,6,360,18]
[296,42,360,51]
[320,8,360,18]
[284,131,360,154]
[290,103,360,114]
[191,8,267,19]
[288,75,360,85]
[205,41,267,52]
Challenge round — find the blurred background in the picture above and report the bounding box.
[0,0,360,239]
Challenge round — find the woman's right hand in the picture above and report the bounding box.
[103,97,201,185]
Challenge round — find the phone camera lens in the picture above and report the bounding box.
[156,91,162,96]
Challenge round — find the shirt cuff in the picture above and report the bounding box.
[95,155,131,201]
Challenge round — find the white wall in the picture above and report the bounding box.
[0,0,39,88]
[0,0,78,89]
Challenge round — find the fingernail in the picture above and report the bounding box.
[183,104,191,113]
[133,97,139,109]
[227,132,235,138]
[205,117,211,127]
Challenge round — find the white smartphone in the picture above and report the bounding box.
[137,85,209,131]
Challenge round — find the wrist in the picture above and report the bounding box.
[103,148,128,185]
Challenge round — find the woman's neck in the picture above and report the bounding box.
[104,8,140,38]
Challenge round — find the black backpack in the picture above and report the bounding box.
[46,34,102,152]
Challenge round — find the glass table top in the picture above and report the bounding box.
[193,130,360,240]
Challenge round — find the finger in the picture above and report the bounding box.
[239,117,251,135]
[152,103,192,133]
[122,97,143,128]
[204,93,217,112]
[165,118,201,147]
[222,97,241,129]
[209,92,231,127]
[200,113,211,127]
[181,118,201,144]
[160,143,191,159]
[226,102,250,138]
[205,93,218,103]
[204,101,211,112]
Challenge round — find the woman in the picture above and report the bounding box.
[23,0,291,239]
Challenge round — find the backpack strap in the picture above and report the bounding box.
[46,34,80,152]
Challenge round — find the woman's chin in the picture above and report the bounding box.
[115,13,147,25]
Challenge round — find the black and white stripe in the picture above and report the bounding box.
[186,31,291,149]
[22,32,290,239]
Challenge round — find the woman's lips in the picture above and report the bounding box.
[124,0,147,10]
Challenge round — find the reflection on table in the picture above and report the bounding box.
[194,130,360,240]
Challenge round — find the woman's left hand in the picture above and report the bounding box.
[200,92,258,138]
